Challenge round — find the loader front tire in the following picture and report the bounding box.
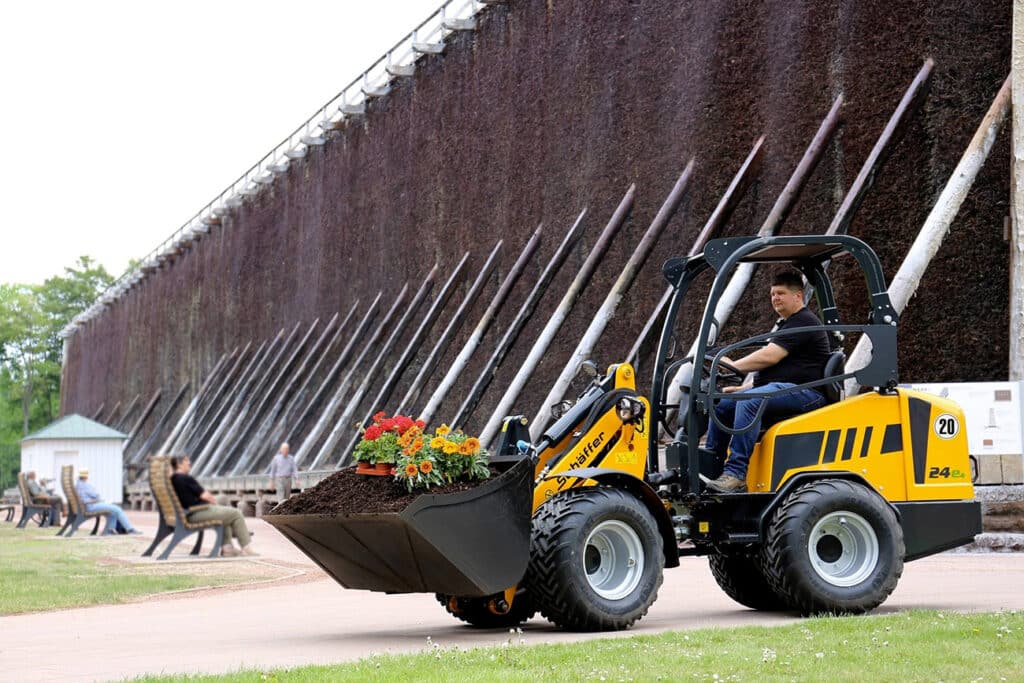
[527,488,663,631]
[708,550,788,611]
[762,479,904,616]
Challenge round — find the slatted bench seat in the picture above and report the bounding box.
[141,455,225,560]
[56,465,110,537]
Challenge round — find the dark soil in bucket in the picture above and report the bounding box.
[270,466,497,515]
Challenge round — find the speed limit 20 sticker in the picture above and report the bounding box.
[933,413,960,440]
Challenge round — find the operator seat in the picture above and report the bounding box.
[757,349,846,433]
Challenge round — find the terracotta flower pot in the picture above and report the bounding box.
[375,462,394,474]
[355,460,374,474]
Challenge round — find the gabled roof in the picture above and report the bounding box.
[22,414,127,442]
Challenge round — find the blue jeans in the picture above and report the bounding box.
[85,503,136,533]
[705,382,826,479]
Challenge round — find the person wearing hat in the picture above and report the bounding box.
[75,468,141,535]
[25,471,62,526]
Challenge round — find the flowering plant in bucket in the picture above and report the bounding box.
[353,412,426,466]
[393,423,491,492]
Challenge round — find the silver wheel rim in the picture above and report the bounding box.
[583,519,644,600]
[808,511,879,587]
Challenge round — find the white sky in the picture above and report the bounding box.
[0,0,434,285]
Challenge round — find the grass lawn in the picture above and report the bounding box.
[134,609,1023,682]
[0,525,273,614]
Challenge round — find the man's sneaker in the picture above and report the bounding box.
[705,473,747,493]
[240,545,259,557]
[127,529,143,535]
[221,545,240,557]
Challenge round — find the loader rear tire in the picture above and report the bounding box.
[527,488,663,631]
[707,551,789,611]
[435,591,536,628]
[762,479,904,616]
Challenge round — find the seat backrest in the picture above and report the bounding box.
[17,473,31,505]
[821,350,846,405]
[148,456,184,525]
[62,465,85,515]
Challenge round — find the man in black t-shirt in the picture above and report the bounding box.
[703,270,831,493]
[170,455,257,557]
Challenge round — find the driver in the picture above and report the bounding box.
[703,270,831,493]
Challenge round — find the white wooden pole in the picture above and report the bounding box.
[530,162,694,439]
[1011,5,1024,380]
[846,75,1012,392]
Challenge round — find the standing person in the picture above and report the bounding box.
[702,270,831,493]
[25,471,62,526]
[266,442,298,502]
[170,455,257,557]
[75,469,142,534]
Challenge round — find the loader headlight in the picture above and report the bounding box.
[616,397,645,423]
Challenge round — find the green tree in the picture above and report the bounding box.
[0,256,112,439]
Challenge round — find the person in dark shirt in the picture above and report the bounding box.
[170,455,257,557]
[703,270,831,493]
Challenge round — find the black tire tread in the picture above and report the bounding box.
[708,551,789,611]
[527,487,663,631]
[762,478,904,616]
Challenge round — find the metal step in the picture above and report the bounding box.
[413,41,444,55]
[443,17,476,31]
[386,63,415,77]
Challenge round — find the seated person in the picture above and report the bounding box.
[25,470,63,525]
[703,270,831,493]
[170,455,257,557]
[75,469,142,535]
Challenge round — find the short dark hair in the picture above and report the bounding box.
[772,270,805,291]
[170,455,189,470]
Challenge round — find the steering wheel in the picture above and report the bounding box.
[660,352,748,437]
[701,353,746,388]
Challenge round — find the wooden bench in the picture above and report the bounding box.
[1,504,14,522]
[15,473,54,529]
[141,455,225,560]
[56,465,110,537]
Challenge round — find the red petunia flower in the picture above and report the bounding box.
[363,425,382,441]
[373,411,387,424]
[381,418,398,432]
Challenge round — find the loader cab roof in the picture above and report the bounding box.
[662,234,888,294]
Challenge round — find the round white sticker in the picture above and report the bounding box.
[933,413,960,440]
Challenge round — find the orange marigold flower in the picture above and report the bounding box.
[419,460,433,474]
[459,441,475,455]
[404,463,419,477]
[463,437,481,453]
[409,439,423,455]
[436,424,451,437]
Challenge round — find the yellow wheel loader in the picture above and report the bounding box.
[266,235,980,632]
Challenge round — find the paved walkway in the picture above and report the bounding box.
[1,511,1022,682]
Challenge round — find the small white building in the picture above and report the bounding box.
[20,414,127,504]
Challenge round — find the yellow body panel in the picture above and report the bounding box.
[746,389,973,502]
[532,363,649,511]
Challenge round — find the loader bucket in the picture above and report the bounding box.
[263,458,533,596]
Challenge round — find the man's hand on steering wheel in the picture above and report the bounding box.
[703,353,746,389]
